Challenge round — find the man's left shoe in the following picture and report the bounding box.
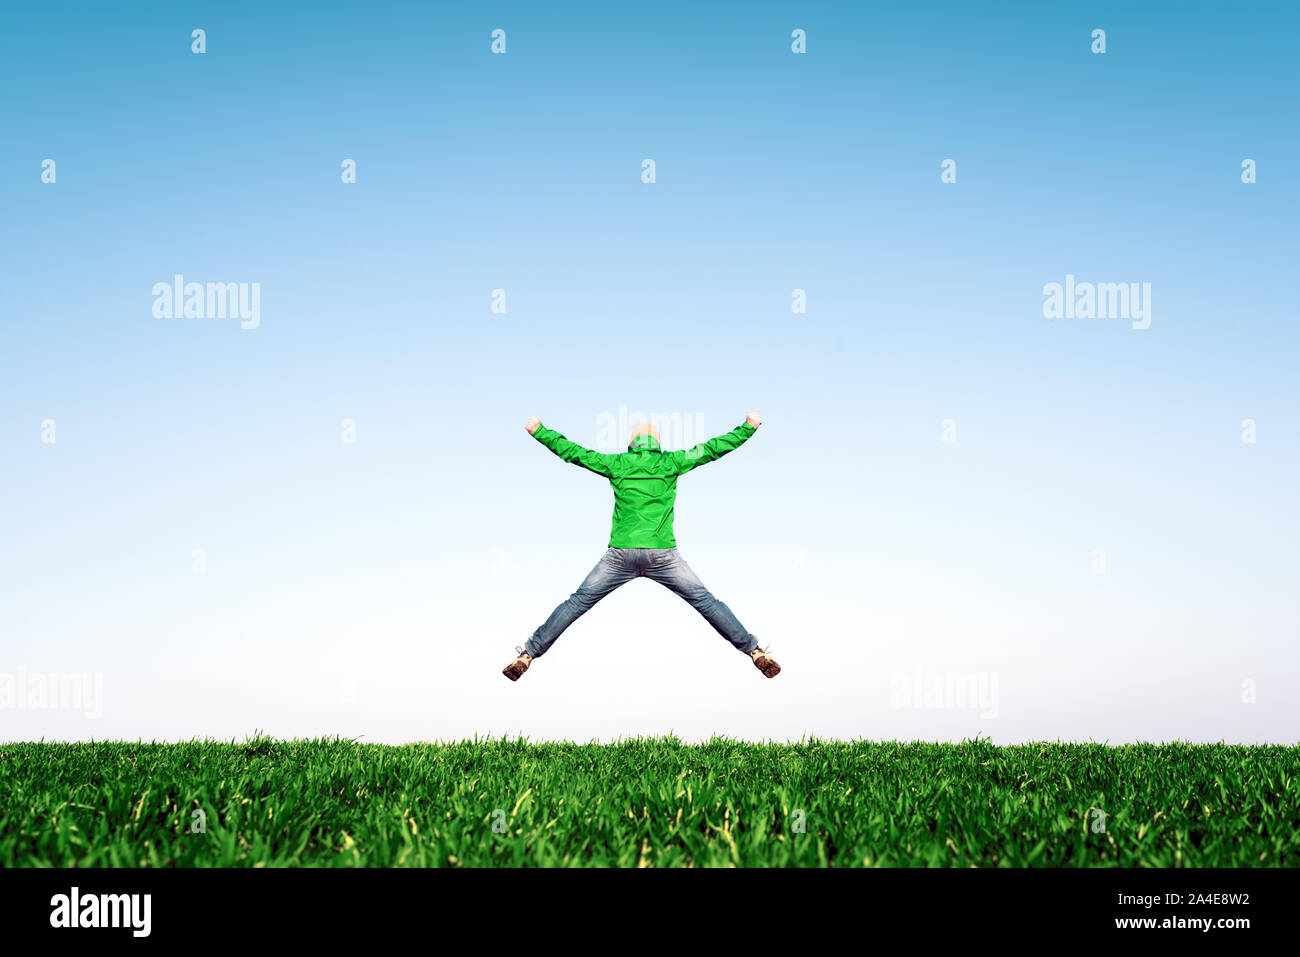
[503,647,533,682]
[750,647,781,678]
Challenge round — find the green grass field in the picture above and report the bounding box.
[2,736,1296,867]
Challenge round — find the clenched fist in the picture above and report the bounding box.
[746,411,762,429]
[525,416,541,435]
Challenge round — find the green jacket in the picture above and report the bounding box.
[532,421,758,548]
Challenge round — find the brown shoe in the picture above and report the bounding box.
[503,647,533,681]
[750,647,780,678]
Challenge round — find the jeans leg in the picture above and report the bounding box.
[645,549,759,654]
[524,549,635,658]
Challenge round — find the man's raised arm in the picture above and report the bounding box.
[671,411,762,474]
[526,417,616,476]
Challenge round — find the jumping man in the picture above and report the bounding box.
[503,411,780,681]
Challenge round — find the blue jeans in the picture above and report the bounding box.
[524,548,759,658]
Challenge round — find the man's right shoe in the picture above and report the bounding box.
[503,646,533,682]
[750,647,781,679]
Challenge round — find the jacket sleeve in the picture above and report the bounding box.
[670,422,756,475]
[532,424,618,477]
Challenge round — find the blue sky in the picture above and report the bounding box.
[2,2,1296,744]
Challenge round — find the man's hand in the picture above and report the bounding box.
[746,410,762,429]
[525,416,542,436]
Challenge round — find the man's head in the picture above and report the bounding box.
[628,422,661,451]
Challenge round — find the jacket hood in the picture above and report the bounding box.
[627,434,662,452]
